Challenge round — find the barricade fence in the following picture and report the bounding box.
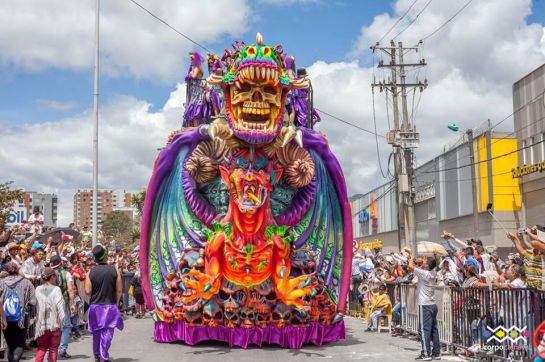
[349,282,545,361]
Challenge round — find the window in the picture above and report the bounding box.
[529,137,535,164]
[522,140,527,164]
[541,133,545,161]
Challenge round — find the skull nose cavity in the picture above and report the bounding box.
[252,91,263,102]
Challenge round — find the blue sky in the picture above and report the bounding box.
[2,0,545,223]
[0,0,402,126]
[2,0,544,127]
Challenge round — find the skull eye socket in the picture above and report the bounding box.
[264,85,277,94]
[239,83,251,92]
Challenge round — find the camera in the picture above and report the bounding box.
[517,227,526,234]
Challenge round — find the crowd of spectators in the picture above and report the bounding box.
[0,217,142,362]
[351,227,545,358]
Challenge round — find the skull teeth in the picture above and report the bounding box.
[239,65,278,82]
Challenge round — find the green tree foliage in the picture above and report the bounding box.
[101,210,133,242]
[131,189,146,216]
[0,181,24,229]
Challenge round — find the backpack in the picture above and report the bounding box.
[3,287,22,322]
[56,269,70,305]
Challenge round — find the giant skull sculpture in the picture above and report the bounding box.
[207,33,308,145]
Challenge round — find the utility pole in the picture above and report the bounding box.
[92,0,100,247]
[371,40,427,251]
[467,129,479,239]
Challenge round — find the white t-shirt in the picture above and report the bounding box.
[413,267,437,306]
[27,213,44,233]
[509,278,526,288]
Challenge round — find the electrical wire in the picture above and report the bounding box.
[377,0,420,44]
[371,53,387,178]
[128,0,215,55]
[128,0,388,142]
[432,90,545,171]
[421,0,474,41]
[392,0,434,40]
[422,137,545,174]
[352,183,396,216]
[315,108,386,138]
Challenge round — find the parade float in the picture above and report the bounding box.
[139,34,353,348]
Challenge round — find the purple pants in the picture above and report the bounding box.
[88,304,124,361]
[92,328,114,361]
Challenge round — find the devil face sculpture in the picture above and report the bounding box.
[219,149,282,216]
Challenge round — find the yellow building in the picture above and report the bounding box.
[351,131,521,255]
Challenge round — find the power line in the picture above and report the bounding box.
[377,0,419,44]
[372,88,387,178]
[421,0,474,41]
[434,90,545,171]
[128,0,214,54]
[128,0,385,142]
[392,0,434,40]
[352,183,396,216]
[315,108,386,138]
[423,137,545,174]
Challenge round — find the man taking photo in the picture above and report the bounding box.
[408,254,440,361]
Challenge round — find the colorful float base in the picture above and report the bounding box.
[154,320,346,349]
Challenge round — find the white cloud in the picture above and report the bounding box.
[310,0,545,196]
[0,0,250,82]
[2,0,545,225]
[1,84,186,226]
[36,100,79,111]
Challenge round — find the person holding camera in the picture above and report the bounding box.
[408,255,440,361]
[34,267,66,362]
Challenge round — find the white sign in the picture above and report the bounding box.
[6,207,26,225]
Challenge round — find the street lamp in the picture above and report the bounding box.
[447,124,479,239]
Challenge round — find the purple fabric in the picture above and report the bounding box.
[209,85,224,114]
[87,304,124,333]
[140,128,208,310]
[183,80,210,126]
[154,320,346,349]
[301,129,353,312]
[288,89,321,127]
[93,328,114,361]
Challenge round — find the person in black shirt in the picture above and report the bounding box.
[85,245,123,362]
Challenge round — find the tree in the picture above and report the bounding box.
[131,227,140,245]
[0,181,24,229]
[131,189,146,216]
[101,211,133,243]
[0,181,24,210]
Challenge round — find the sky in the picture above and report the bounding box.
[1,0,545,226]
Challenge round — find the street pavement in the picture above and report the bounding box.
[39,316,463,362]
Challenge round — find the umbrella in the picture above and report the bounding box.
[416,241,448,256]
[39,228,80,245]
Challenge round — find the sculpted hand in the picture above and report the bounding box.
[179,269,221,303]
[275,268,314,310]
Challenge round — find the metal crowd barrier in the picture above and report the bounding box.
[398,284,545,361]
[121,272,135,313]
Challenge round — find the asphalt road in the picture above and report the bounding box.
[30,316,462,362]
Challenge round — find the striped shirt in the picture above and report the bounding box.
[522,250,544,290]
